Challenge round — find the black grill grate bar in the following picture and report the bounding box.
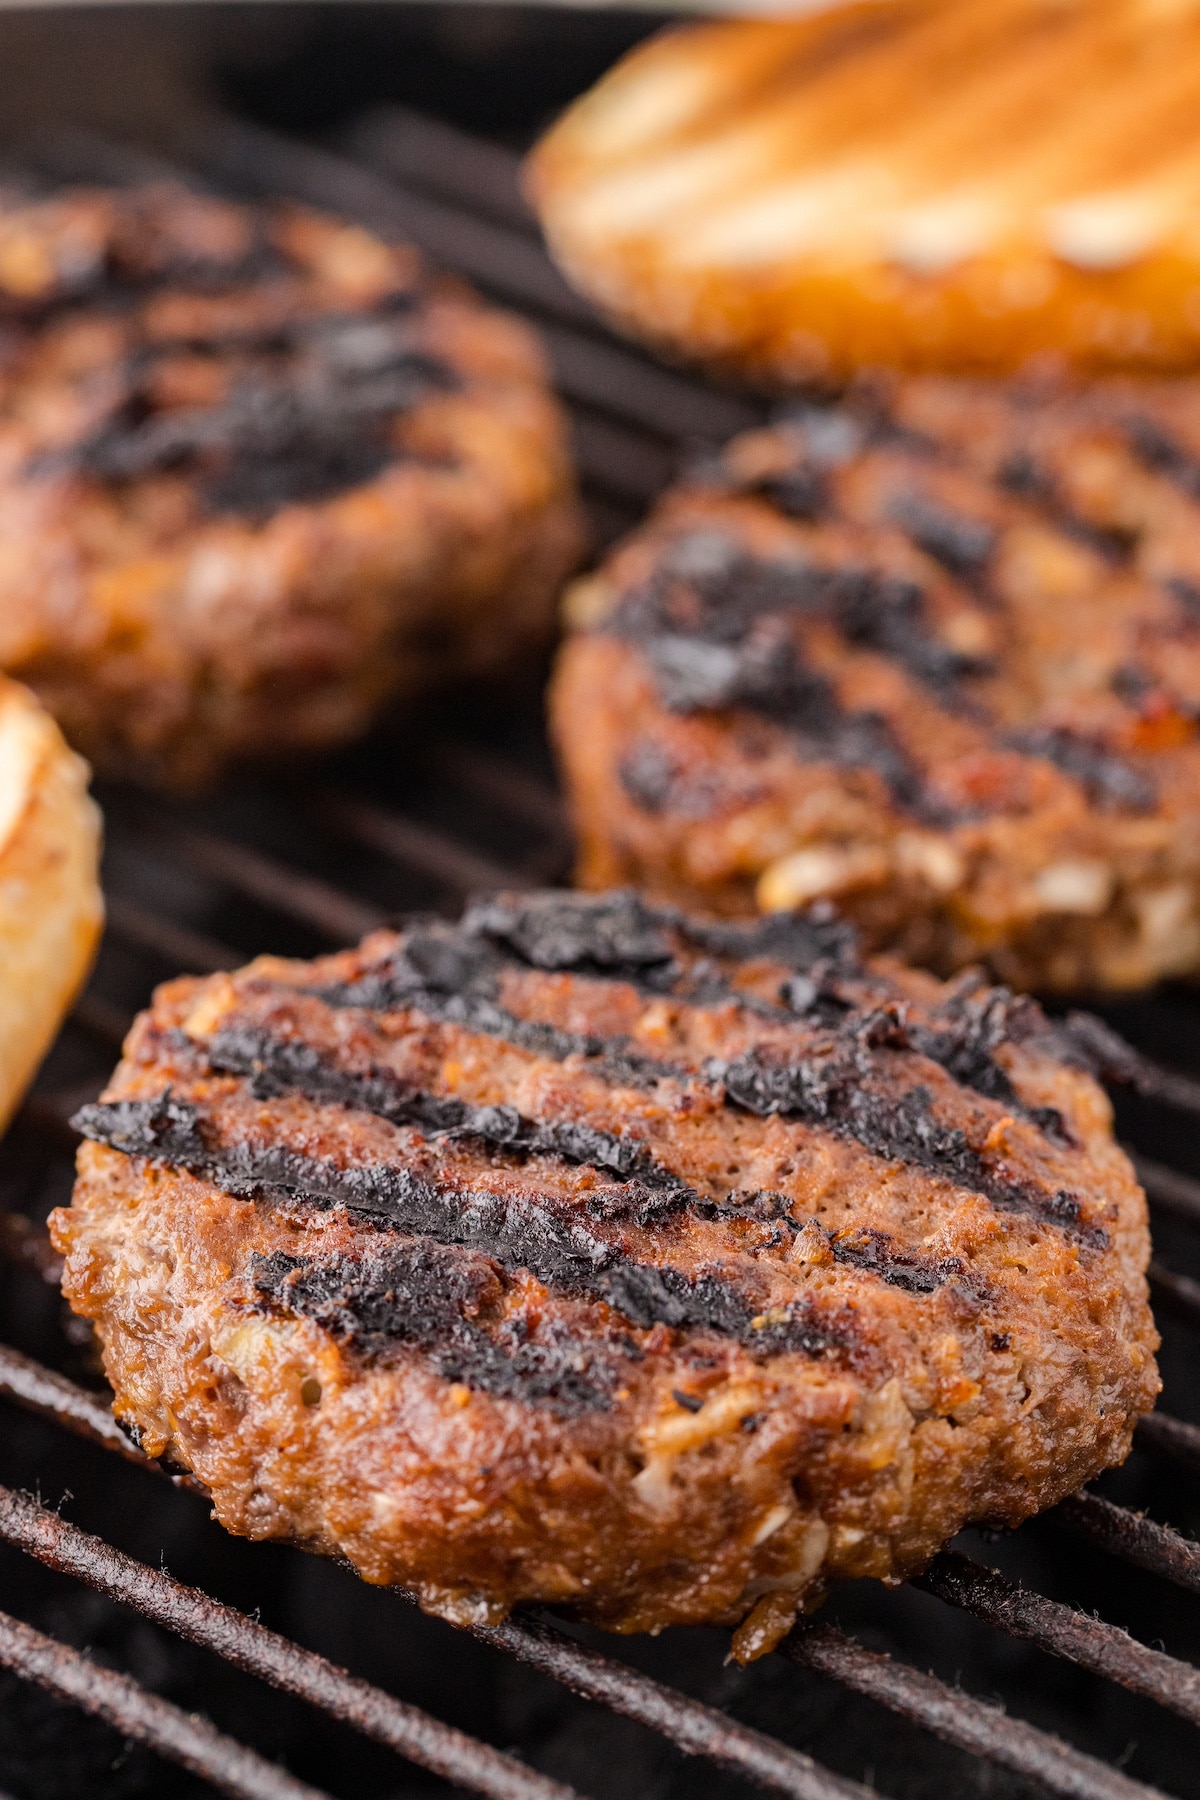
[314,789,537,893]
[1149,1260,1200,1331]
[135,821,390,943]
[781,1624,1171,1800]
[1136,1411,1200,1477]
[0,1604,335,1800]
[468,1613,873,1800]
[4,1335,1200,1800]
[917,1550,1200,1727]
[429,741,569,839]
[0,1485,586,1800]
[1054,1491,1200,1596]
[103,894,239,977]
[1132,1156,1200,1227]
[346,105,536,234]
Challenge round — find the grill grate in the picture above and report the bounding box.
[4,102,1200,1800]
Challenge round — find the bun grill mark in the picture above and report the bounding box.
[70,1093,862,1366]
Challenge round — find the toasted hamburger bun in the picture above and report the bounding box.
[0,676,102,1131]
[528,0,1200,381]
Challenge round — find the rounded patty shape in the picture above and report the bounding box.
[0,674,102,1130]
[0,181,582,787]
[54,890,1158,1658]
[552,374,1200,993]
[527,0,1200,381]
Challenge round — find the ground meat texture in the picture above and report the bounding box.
[0,181,581,787]
[551,376,1200,993]
[52,890,1159,1660]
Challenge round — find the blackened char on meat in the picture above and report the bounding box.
[72,890,1118,1417]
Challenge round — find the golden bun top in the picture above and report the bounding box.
[527,0,1200,379]
[0,676,102,1132]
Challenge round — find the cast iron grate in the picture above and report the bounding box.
[5,106,1200,1800]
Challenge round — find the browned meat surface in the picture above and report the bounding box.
[0,182,581,787]
[52,891,1158,1659]
[552,377,1200,992]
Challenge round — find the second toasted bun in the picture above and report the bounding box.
[529,0,1200,380]
[0,677,102,1130]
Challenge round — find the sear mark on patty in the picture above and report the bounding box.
[45,337,457,512]
[887,493,997,579]
[71,1092,861,1362]
[314,895,1072,1150]
[710,1031,1097,1241]
[608,532,971,822]
[249,1244,626,1416]
[204,1017,696,1213]
[827,1225,992,1300]
[1006,726,1155,813]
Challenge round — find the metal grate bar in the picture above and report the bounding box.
[4,1337,1199,1800]
[0,1485,585,1800]
[429,741,569,839]
[103,894,238,976]
[468,1612,873,1800]
[0,1606,334,1800]
[918,1550,1200,1726]
[315,789,535,894]
[0,1341,150,1469]
[1149,1260,1200,1331]
[346,105,534,233]
[0,1349,863,1800]
[1054,1491,1200,1596]
[1137,1411,1200,1477]
[781,1623,1170,1800]
[142,823,389,943]
[69,992,133,1050]
[1132,1156,1200,1228]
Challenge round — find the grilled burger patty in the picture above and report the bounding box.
[553,377,1200,992]
[0,181,581,786]
[52,891,1158,1658]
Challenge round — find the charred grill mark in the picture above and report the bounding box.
[599,1263,847,1358]
[203,1017,697,1213]
[36,322,457,512]
[1006,726,1155,813]
[71,1093,862,1362]
[249,1245,626,1416]
[828,1225,991,1300]
[710,1041,1099,1241]
[607,531,968,821]
[1122,414,1200,499]
[887,494,997,580]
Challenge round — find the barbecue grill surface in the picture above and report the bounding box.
[5,38,1200,1800]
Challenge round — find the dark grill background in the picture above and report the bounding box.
[3,13,1200,1797]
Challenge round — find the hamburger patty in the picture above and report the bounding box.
[552,376,1200,992]
[0,180,581,786]
[52,891,1158,1658]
